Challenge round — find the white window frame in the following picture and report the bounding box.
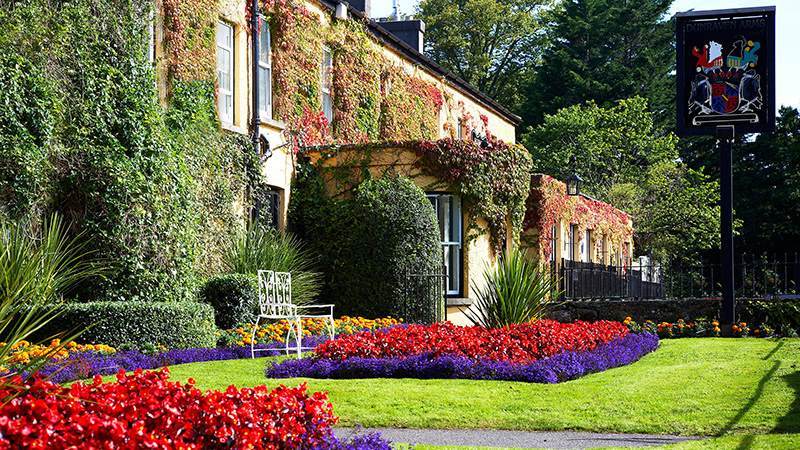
[216,21,234,125]
[565,224,576,261]
[257,16,272,120]
[549,224,557,263]
[321,46,333,124]
[581,230,590,263]
[427,193,463,296]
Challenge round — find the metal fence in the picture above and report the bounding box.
[558,260,663,300]
[402,266,447,323]
[557,253,800,300]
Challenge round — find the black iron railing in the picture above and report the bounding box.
[403,266,447,323]
[556,253,800,301]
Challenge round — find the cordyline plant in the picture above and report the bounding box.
[0,215,104,384]
[466,248,560,328]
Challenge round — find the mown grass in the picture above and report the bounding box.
[166,338,800,438]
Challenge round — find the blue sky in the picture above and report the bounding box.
[373,0,799,109]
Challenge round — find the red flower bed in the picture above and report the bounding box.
[315,320,628,364]
[0,368,336,449]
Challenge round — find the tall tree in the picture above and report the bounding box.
[522,0,674,130]
[417,0,550,111]
[523,97,720,262]
[731,107,800,254]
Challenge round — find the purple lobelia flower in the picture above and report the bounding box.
[266,332,660,384]
[35,334,335,384]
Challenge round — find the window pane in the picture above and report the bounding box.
[216,22,234,124]
[427,193,462,296]
[322,92,333,123]
[259,19,270,64]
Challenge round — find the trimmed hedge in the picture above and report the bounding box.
[291,175,442,323]
[42,301,216,349]
[199,274,259,329]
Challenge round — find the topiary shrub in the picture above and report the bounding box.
[40,301,216,349]
[292,175,442,323]
[199,274,259,329]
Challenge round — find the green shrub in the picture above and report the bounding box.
[466,248,560,328]
[222,225,322,306]
[199,273,259,329]
[292,175,442,323]
[40,301,216,349]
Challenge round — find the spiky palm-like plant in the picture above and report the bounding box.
[466,248,560,328]
[0,215,104,380]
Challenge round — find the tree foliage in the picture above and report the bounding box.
[731,107,800,253]
[522,0,674,129]
[417,0,550,110]
[524,97,720,262]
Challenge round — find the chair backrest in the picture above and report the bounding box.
[257,270,294,317]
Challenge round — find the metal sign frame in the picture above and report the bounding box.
[676,6,776,136]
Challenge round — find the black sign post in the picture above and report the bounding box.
[676,7,776,327]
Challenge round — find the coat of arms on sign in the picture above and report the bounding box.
[688,36,763,126]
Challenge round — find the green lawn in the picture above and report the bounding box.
[166,338,800,437]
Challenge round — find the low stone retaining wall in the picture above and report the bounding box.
[548,298,723,323]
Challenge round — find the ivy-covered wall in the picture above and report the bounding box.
[523,175,634,263]
[262,0,449,150]
[0,0,263,302]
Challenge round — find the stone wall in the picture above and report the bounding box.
[548,298,723,323]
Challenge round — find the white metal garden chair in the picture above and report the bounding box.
[251,270,336,359]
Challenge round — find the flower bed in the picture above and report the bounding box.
[10,316,399,384]
[0,369,389,449]
[624,317,769,338]
[220,316,401,347]
[267,320,656,383]
[268,332,659,383]
[35,335,332,384]
[314,320,628,364]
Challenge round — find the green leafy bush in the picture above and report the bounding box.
[466,248,559,328]
[222,225,322,306]
[199,274,259,329]
[292,175,442,323]
[40,301,216,349]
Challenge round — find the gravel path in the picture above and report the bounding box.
[335,427,700,449]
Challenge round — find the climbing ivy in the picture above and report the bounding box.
[0,0,261,302]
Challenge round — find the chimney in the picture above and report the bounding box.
[349,0,372,18]
[379,20,425,53]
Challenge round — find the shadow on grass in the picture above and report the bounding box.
[773,370,800,434]
[762,340,785,360]
[725,340,799,450]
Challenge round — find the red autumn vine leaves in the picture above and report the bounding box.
[525,175,633,261]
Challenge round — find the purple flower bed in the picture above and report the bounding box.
[266,332,659,383]
[37,335,332,384]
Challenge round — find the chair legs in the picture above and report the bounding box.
[284,317,303,359]
[250,316,260,359]
[328,315,336,341]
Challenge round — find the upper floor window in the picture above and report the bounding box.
[216,21,234,125]
[456,118,465,140]
[321,47,333,123]
[258,16,272,119]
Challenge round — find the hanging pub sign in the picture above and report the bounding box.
[676,7,775,136]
